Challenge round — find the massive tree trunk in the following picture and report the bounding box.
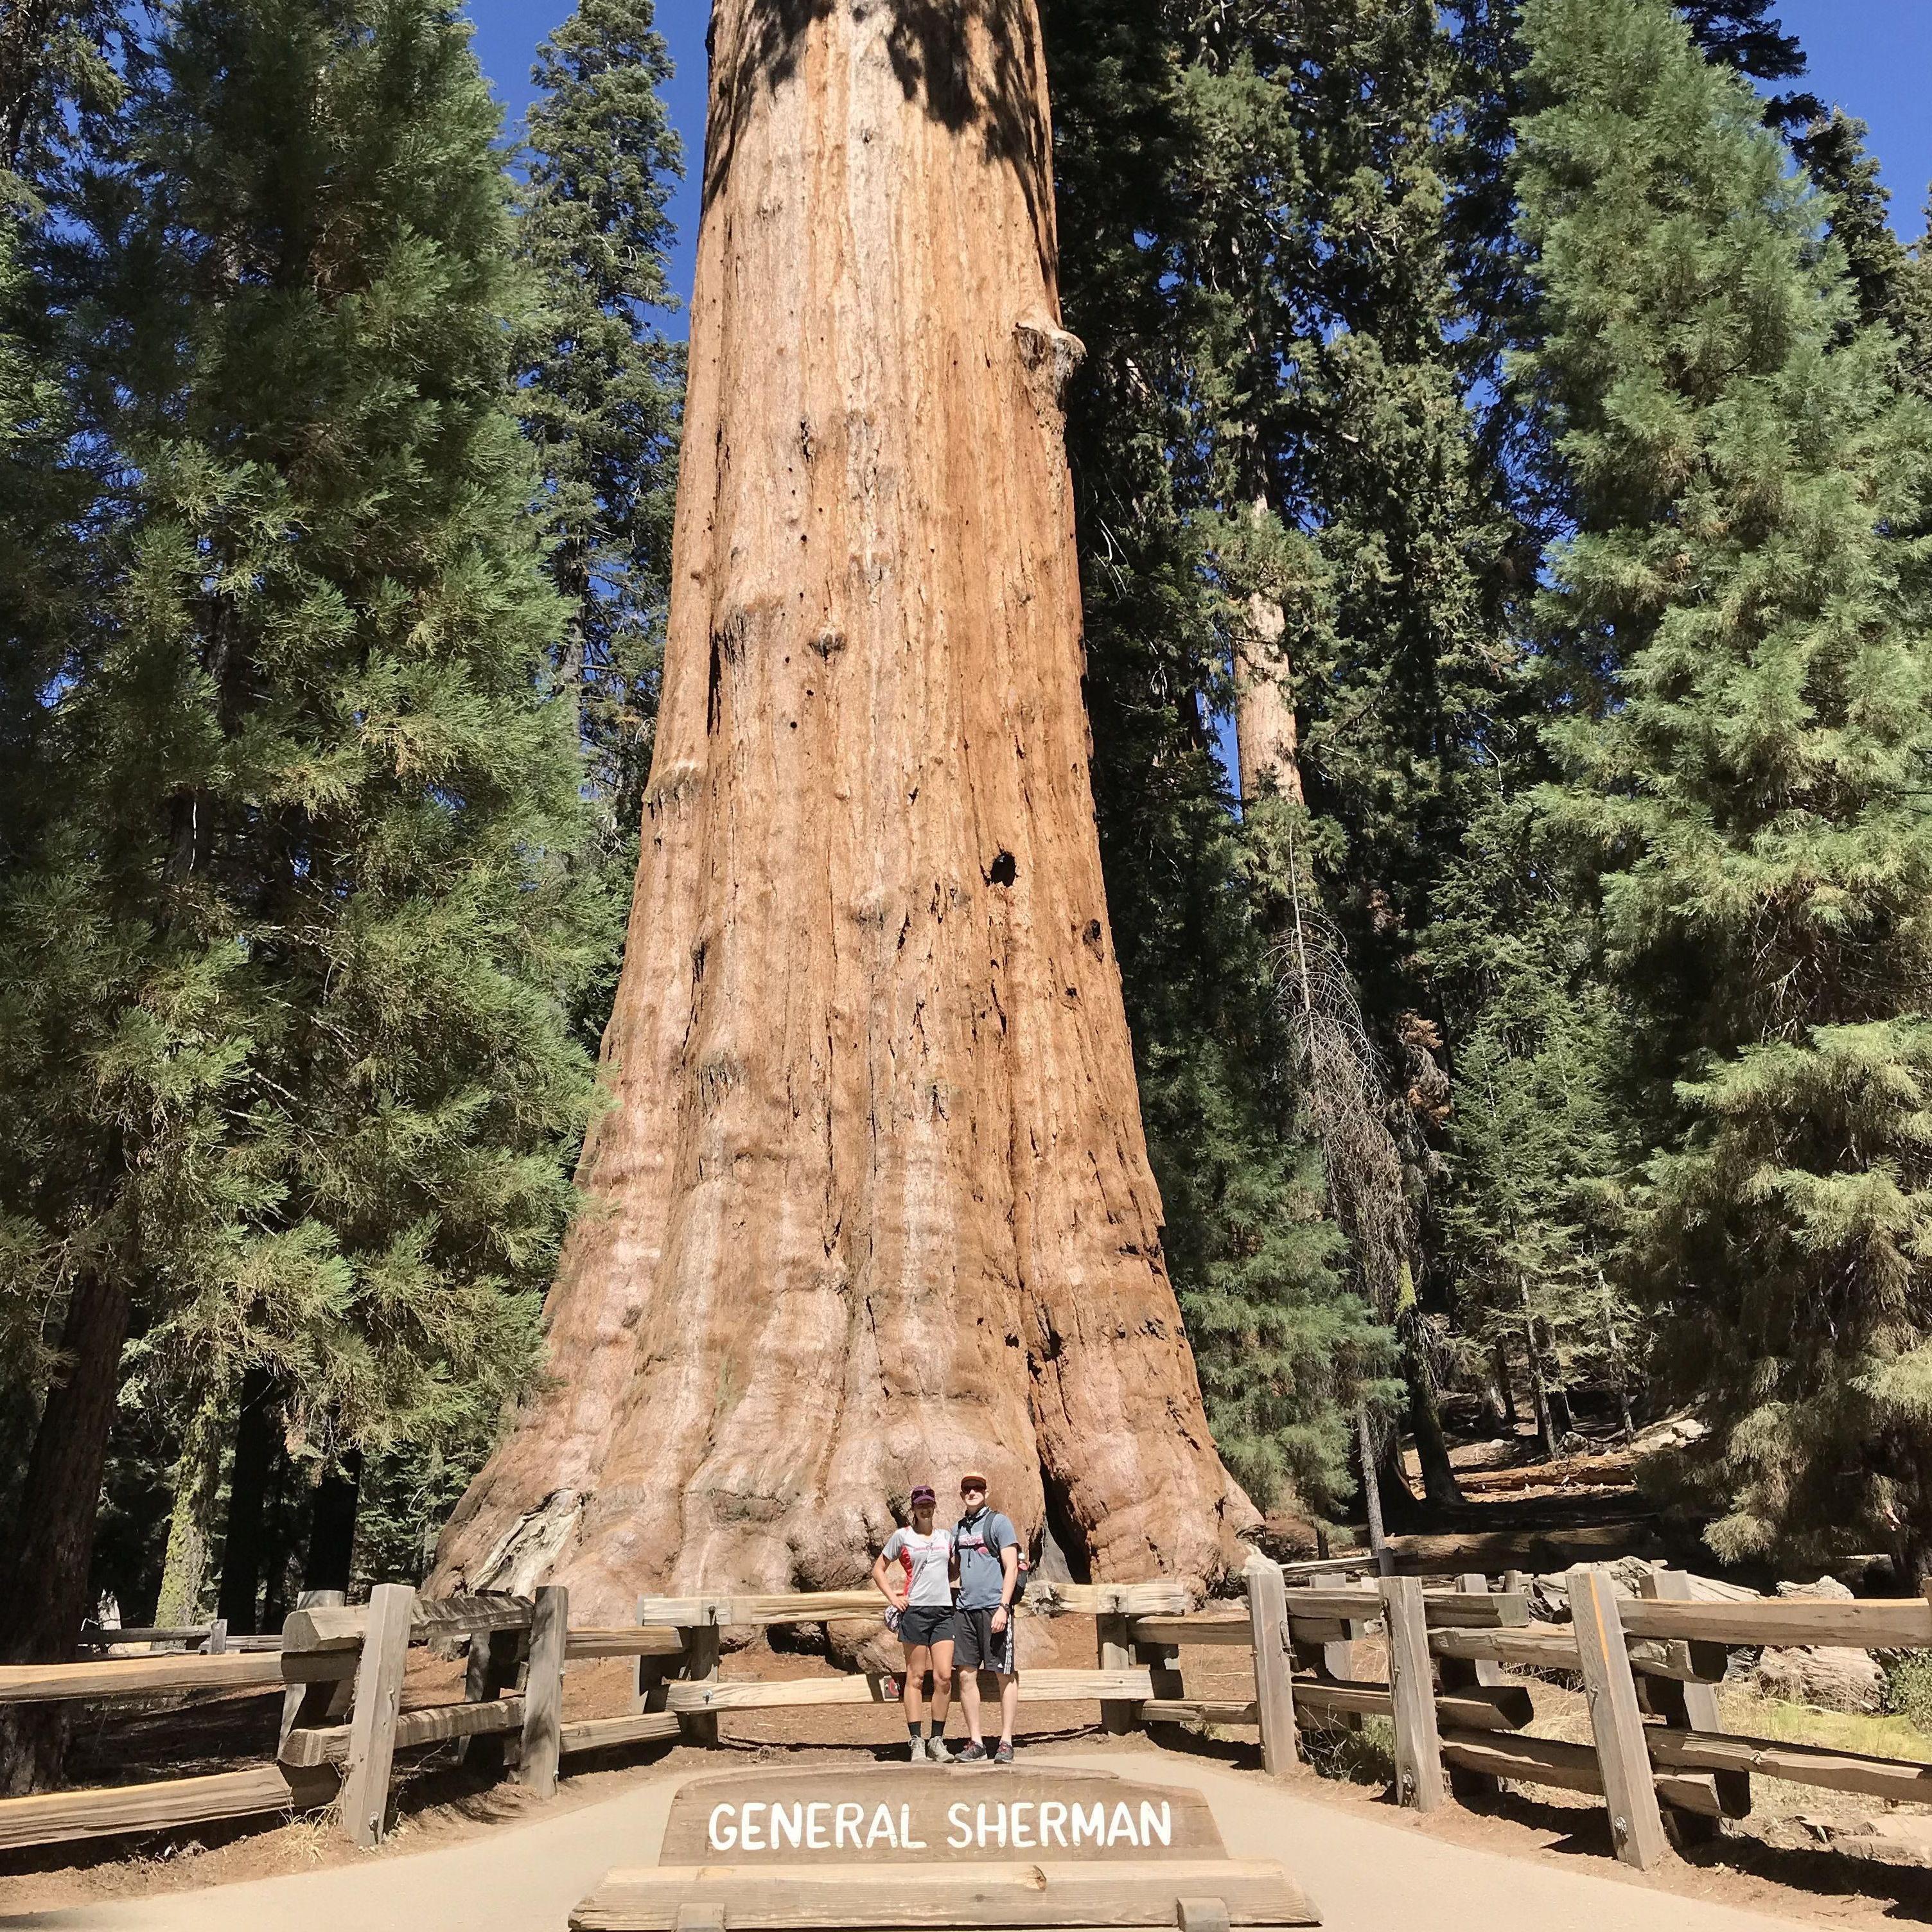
[302,1450,362,1597]
[215,1367,280,1635]
[0,1272,131,1792]
[434,0,1251,1620]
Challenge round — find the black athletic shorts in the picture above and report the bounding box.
[897,1603,954,1649]
[953,1606,1016,1674]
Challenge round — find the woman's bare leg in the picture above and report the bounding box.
[901,1642,931,1730]
[928,1639,955,1734]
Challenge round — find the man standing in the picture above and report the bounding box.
[950,1471,1019,1764]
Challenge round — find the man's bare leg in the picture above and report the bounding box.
[959,1664,985,1744]
[998,1672,1017,1746]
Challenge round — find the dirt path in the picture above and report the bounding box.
[2,1748,1816,1932]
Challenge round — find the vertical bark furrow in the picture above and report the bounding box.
[434,0,1252,1620]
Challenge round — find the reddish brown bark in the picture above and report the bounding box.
[434,0,1251,1619]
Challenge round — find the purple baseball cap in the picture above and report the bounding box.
[909,1484,936,1506]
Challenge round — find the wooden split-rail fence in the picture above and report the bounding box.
[6,1563,1932,1874]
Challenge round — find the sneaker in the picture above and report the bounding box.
[958,1741,989,1762]
[926,1736,955,1764]
[908,1735,928,1762]
[994,1740,1014,1765]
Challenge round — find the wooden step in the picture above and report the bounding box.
[571,1860,1319,1931]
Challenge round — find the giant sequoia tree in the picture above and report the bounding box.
[435,0,1251,1614]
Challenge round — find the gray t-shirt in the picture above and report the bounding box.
[952,1508,1017,1611]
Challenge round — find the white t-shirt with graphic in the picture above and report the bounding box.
[881,1527,953,1608]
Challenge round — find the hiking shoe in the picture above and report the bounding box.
[908,1735,929,1762]
[957,1741,989,1762]
[994,1740,1015,1765]
[926,1736,955,1764]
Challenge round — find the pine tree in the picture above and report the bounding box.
[0,0,140,1752]
[516,0,684,1047]
[1426,795,1644,1448]
[1,0,118,179]
[1039,0,1388,1518]
[0,0,601,1776]
[1262,4,1513,1045]
[1516,0,1932,1572]
[1188,1,1522,1506]
[1896,209,1932,404]
[1793,110,1908,336]
[1676,0,1807,112]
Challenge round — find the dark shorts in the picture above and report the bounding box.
[953,1606,1016,1674]
[897,1603,954,1650]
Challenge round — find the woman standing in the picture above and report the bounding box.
[872,1484,956,1761]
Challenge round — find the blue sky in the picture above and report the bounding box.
[1778,0,1932,236]
[465,0,1932,328]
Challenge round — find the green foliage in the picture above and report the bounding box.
[516,0,684,1048]
[1427,795,1644,1419]
[1676,1,1811,123]
[1886,1654,1932,1734]
[0,37,133,1545]
[1895,209,1932,407]
[1516,0,1932,1568]
[1792,109,1910,337]
[1257,6,1515,1055]
[1173,4,1524,1497]
[1043,0,1387,1515]
[0,0,606,1601]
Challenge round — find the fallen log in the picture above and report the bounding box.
[1383,1520,1658,1574]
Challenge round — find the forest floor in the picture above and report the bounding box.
[3,1729,1924,1932]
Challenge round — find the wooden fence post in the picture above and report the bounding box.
[1638,1568,1742,1835]
[1097,1597,1136,1736]
[1437,1574,1498,1798]
[1568,1564,1669,1872]
[1246,1558,1299,1777]
[1378,1575,1443,1813]
[340,1583,414,1848]
[519,1585,566,1798]
[1133,1624,1183,1734]
[635,1594,669,1716]
[462,1623,524,1771]
[279,1589,349,1756]
[678,1612,722,1747]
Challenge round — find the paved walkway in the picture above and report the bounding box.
[4,1752,1805,1932]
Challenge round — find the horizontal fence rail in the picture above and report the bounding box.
[6,1558,1932,1873]
[0,1651,294,1705]
[0,1766,340,1854]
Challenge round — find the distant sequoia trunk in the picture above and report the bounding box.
[434,0,1253,1620]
